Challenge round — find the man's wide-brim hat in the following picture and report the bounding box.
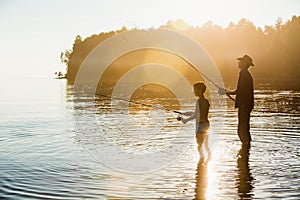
[237,55,255,66]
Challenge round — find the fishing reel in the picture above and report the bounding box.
[177,115,182,121]
[174,111,182,121]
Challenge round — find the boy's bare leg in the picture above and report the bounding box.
[203,133,211,159]
[196,134,205,158]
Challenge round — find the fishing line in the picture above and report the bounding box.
[97,93,183,115]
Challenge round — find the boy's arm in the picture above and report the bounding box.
[181,111,194,116]
[182,102,199,123]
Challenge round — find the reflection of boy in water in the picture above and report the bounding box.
[180,82,210,157]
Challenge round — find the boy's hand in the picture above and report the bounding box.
[177,116,186,123]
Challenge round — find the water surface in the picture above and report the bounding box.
[0,76,299,199]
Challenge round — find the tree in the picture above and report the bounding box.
[60,49,71,65]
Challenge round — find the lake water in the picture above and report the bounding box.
[0,76,300,199]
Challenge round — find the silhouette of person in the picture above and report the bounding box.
[226,55,254,145]
[236,144,254,199]
[179,82,211,157]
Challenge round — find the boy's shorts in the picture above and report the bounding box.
[196,121,210,134]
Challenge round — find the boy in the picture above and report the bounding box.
[179,82,210,157]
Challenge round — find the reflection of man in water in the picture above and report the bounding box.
[236,144,254,199]
[226,55,254,145]
[179,82,210,157]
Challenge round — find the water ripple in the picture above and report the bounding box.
[0,79,300,199]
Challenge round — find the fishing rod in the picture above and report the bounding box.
[169,52,235,102]
[94,49,235,119]
[138,48,235,102]
[193,70,235,102]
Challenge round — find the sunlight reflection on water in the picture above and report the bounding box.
[0,77,299,199]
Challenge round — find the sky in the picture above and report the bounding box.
[0,0,299,77]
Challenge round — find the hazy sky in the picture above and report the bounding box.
[0,0,299,77]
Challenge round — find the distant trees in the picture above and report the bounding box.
[182,16,300,84]
[61,16,300,85]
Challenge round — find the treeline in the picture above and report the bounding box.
[62,16,300,86]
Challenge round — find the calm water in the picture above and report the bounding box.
[1,76,300,199]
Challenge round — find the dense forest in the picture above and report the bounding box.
[61,16,300,87]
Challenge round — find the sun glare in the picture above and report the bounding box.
[205,157,219,199]
[170,19,191,31]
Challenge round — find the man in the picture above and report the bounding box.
[226,55,254,145]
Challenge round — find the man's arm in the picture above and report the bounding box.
[226,90,237,95]
[218,88,236,96]
[226,71,243,96]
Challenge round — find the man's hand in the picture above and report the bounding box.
[218,88,227,95]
